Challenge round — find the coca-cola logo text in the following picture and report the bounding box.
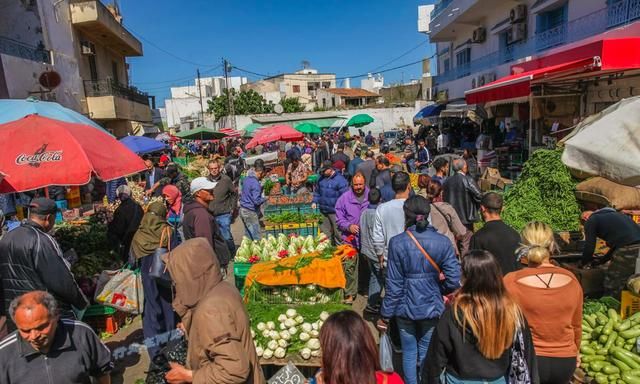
[16,148,63,167]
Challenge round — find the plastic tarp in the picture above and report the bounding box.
[561,96,640,186]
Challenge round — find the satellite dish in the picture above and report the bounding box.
[274,104,284,114]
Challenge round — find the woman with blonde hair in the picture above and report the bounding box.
[504,221,582,384]
[423,250,538,384]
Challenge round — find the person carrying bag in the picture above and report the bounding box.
[130,202,177,360]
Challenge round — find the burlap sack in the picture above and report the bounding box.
[576,177,640,210]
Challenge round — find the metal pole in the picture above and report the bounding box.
[197,68,204,126]
[223,58,236,129]
[528,93,533,159]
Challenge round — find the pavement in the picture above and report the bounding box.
[107,212,374,383]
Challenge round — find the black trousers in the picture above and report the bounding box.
[537,356,576,384]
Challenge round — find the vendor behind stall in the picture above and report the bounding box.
[581,206,640,297]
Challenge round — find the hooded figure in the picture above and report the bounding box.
[165,238,265,384]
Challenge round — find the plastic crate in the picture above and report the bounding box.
[264,222,319,237]
[234,262,253,295]
[621,290,640,320]
[264,203,319,215]
[83,305,128,334]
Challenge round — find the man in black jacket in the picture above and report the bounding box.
[207,159,238,255]
[183,178,231,273]
[443,158,482,231]
[143,157,164,197]
[107,185,144,263]
[0,198,88,331]
[331,143,351,173]
[470,192,521,274]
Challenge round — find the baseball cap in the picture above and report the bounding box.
[190,177,217,195]
[29,198,59,215]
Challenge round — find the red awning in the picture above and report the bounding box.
[465,37,640,105]
[465,58,598,104]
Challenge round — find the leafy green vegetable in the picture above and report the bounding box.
[502,149,582,231]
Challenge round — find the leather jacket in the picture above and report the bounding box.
[442,172,482,225]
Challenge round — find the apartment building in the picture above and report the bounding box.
[242,68,336,108]
[0,0,152,137]
[419,0,640,146]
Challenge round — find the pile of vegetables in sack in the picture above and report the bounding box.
[502,149,582,232]
[579,297,640,383]
[248,304,347,361]
[235,233,331,263]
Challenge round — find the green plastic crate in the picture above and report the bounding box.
[263,204,319,215]
[264,222,319,237]
[234,262,253,295]
[84,304,117,317]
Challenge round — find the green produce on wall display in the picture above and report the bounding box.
[502,149,582,232]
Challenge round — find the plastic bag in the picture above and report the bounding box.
[379,332,394,372]
[94,268,144,314]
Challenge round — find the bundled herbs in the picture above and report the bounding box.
[502,149,582,232]
[265,212,323,224]
[54,221,120,278]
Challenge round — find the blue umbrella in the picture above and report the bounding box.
[413,104,445,122]
[119,135,167,155]
[0,98,106,132]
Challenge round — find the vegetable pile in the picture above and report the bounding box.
[235,233,331,263]
[580,300,640,384]
[502,149,582,231]
[54,221,119,278]
[265,212,323,224]
[246,284,343,305]
[267,193,314,205]
[248,303,347,361]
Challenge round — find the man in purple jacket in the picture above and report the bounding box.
[335,172,369,303]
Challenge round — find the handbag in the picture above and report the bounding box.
[148,227,172,286]
[94,267,144,314]
[508,323,531,384]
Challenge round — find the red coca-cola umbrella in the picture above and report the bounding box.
[245,124,303,149]
[0,114,146,193]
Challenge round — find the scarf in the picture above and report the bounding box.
[162,184,182,216]
[130,201,170,259]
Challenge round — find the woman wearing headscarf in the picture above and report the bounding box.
[130,201,176,360]
[162,184,183,242]
[107,185,144,262]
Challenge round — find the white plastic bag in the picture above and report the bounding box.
[379,332,394,372]
[94,268,144,314]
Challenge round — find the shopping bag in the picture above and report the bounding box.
[379,332,394,372]
[94,268,144,314]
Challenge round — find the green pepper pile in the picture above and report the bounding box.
[502,149,582,232]
[581,306,640,383]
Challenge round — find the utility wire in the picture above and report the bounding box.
[125,26,214,67]
[367,39,429,73]
[134,64,222,85]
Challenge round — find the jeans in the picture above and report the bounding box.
[367,257,383,309]
[396,317,435,384]
[215,213,236,255]
[240,207,262,241]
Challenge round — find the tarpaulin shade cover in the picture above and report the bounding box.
[0,115,146,193]
[561,96,640,186]
[246,124,303,149]
[119,135,167,155]
[465,57,597,104]
[218,127,242,137]
[0,98,107,133]
[176,126,226,140]
[414,104,445,122]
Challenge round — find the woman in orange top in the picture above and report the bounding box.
[504,221,583,384]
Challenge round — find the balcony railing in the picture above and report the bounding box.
[84,79,149,106]
[431,0,454,20]
[0,36,51,63]
[435,1,638,85]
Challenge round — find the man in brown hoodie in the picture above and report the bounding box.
[164,238,265,384]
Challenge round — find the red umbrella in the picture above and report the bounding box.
[246,124,303,149]
[0,114,146,193]
[219,127,241,137]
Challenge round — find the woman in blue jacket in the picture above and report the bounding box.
[378,195,461,384]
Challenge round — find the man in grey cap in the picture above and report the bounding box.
[0,198,88,332]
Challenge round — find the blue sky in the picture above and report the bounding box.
[120,0,435,106]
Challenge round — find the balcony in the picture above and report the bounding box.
[435,3,638,86]
[84,80,151,122]
[69,0,142,56]
[0,36,51,63]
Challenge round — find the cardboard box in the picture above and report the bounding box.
[561,262,606,297]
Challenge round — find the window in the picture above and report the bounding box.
[536,2,568,50]
[88,55,98,81]
[322,82,331,88]
[455,48,471,77]
[443,58,450,73]
[331,97,336,107]
[292,85,300,93]
[112,61,119,84]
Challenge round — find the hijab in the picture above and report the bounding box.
[130,201,170,258]
[162,184,182,216]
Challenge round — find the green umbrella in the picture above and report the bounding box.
[243,123,262,138]
[345,113,374,127]
[176,126,226,140]
[294,122,322,134]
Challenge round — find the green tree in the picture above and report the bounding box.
[207,89,274,121]
[280,96,305,113]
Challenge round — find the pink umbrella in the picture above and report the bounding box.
[219,127,242,137]
[246,124,303,149]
